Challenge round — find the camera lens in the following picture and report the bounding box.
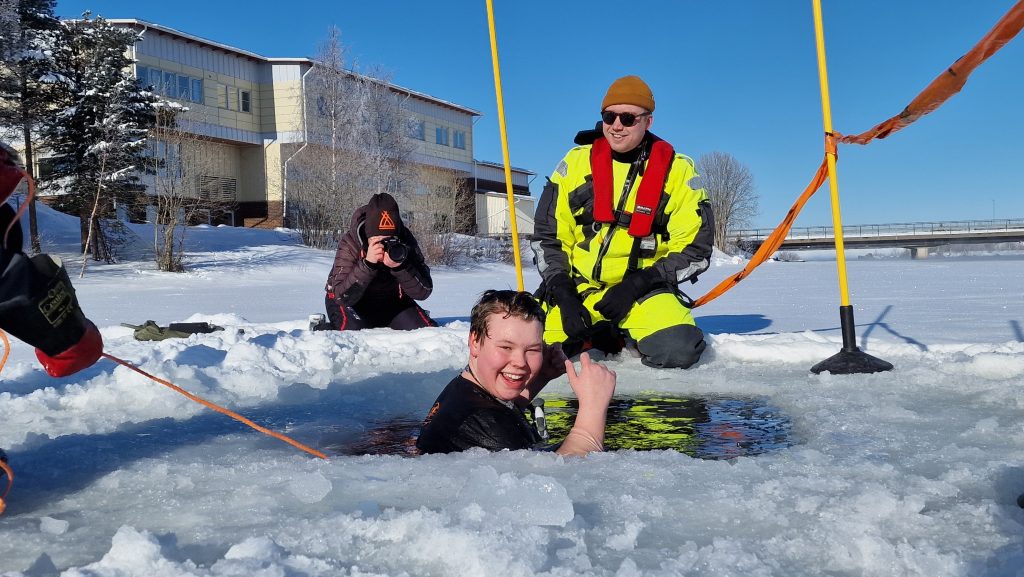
[383,238,408,263]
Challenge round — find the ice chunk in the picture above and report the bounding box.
[288,471,333,504]
[458,465,574,527]
[39,516,69,535]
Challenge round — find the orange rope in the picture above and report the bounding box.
[0,457,11,516]
[1,337,326,459]
[3,167,34,248]
[838,0,1024,145]
[696,3,1024,305]
[0,335,327,515]
[0,330,9,375]
[101,353,327,459]
[694,158,830,308]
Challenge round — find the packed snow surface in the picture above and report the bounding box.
[1,205,1023,576]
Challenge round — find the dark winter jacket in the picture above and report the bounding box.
[324,202,433,314]
[416,375,543,454]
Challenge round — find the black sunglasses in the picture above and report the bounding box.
[601,110,650,127]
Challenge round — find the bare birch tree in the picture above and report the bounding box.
[286,27,418,250]
[142,106,236,271]
[696,151,758,253]
[356,66,417,200]
[406,165,475,264]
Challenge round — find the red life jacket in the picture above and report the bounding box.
[590,137,674,238]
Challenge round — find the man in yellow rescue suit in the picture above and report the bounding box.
[531,75,714,369]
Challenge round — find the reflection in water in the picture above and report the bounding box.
[543,395,794,459]
[323,420,422,457]
[325,395,794,459]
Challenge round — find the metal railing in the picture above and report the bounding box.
[731,218,1024,242]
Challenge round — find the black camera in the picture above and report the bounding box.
[380,236,409,263]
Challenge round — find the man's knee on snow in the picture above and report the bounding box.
[637,324,706,369]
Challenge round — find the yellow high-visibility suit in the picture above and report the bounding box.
[531,130,714,368]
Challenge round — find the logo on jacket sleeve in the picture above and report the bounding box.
[555,160,568,177]
[423,401,441,425]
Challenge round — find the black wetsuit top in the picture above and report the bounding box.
[416,375,542,454]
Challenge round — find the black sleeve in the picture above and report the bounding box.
[325,233,377,306]
[391,232,433,300]
[529,178,574,284]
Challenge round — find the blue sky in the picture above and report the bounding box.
[57,0,1024,229]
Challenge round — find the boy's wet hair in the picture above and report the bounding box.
[470,290,545,343]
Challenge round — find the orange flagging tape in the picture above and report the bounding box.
[0,330,9,376]
[694,158,829,308]
[3,167,34,248]
[0,458,11,515]
[838,0,1024,145]
[101,353,328,459]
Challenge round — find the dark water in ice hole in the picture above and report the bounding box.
[324,394,795,459]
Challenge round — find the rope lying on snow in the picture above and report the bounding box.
[101,353,328,460]
[0,336,329,516]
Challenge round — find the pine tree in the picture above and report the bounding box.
[0,0,60,253]
[40,14,158,262]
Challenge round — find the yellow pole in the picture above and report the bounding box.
[485,0,525,291]
[807,0,891,374]
[811,0,851,307]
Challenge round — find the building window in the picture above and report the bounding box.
[147,139,182,179]
[239,89,251,113]
[163,71,177,98]
[453,130,466,150]
[408,120,425,140]
[219,84,229,109]
[178,76,190,100]
[136,65,203,104]
[436,126,449,146]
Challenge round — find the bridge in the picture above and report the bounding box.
[731,218,1024,259]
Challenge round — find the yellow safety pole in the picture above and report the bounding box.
[809,0,892,374]
[485,0,524,291]
[811,0,851,307]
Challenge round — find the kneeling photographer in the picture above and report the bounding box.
[321,193,437,331]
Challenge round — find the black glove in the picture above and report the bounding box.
[0,232,103,377]
[546,275,592,341]
[594,268,661,324]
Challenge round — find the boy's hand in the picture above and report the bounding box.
[565,352,616,408]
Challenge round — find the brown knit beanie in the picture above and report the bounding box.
[601,75,655,112]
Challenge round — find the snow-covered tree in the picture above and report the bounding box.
[39,13,158,262]
[0,0,61,253]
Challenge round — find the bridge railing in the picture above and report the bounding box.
[731,218,1024,242]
